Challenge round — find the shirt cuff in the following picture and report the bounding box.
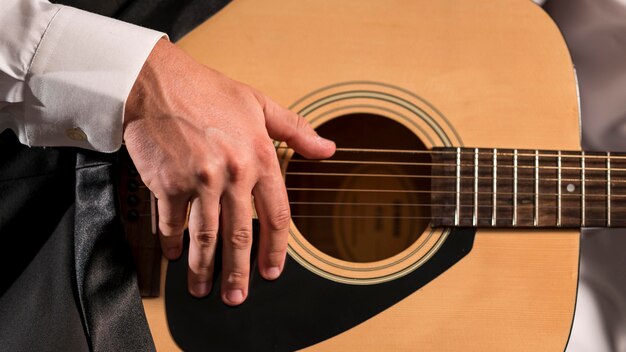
[23,6,166,153]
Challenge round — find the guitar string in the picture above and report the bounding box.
[286,187,626,198]
[286,158,626,172]
[134,194,623,221]
[285,171,626,184]
[137,203,626,212]
[288,200,622,211]
[134,197,626,222]
[136,213,625,224]
[138,184,626,202]
[135,199,619,210]
[137,184,626,201]
[288,215,619,222]
[276,146,626,160]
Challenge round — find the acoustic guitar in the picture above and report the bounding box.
[126,0,622,350]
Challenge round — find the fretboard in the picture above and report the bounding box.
[431,147,626,228]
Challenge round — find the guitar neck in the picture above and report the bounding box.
[431,147,626,228]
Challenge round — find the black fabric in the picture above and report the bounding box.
[51,0,131,18]
[56,0,231,41]
[73,152,155,351]
[0,130,154,351]
[0,131,75,296]
[116,0,230,42]
[0,131,88,352]
[0,206,89,352]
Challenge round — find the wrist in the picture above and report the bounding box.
[124,38,172,130]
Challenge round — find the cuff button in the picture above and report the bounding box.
[66,127,87,142]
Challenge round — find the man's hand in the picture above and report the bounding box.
[123,39,335,306]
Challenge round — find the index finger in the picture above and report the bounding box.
[253,91,335,159]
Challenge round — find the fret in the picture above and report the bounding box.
[610,153,626,226]
[473,148,478,226]
[581,151,586,226]
[534,150,539,226]
[492,148,497,227]
[584,151,609,226]
[513,150,518,226]
[557,151,562,227]
[606,152,611,227]
[455,147,460,226]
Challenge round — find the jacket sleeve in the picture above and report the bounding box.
[0,0,165,152]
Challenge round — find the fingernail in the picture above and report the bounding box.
[166,247,180,259]
[316,135,335,148]
[225,289,244,305]
[265,266,281,280]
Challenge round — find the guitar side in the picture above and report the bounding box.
[143,0,581,350]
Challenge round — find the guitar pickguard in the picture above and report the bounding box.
[165,226,475,351]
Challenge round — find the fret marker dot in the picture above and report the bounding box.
[567,184,575,193]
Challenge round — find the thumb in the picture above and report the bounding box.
[255,91,336,159]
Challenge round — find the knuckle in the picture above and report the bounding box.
[190,258,213,272]
[227,158,247,182]
[194,229,219,249]
[197,261,214,273]
[265,247,286,264]
[282,115,311,143]
[156,174,184,197]
[296,114,309,130]
[255,142,277,164]
[225,270,247,285]
[267,206,291,232]
[160,218,185,234]
[294,115,313,136]
[229,229,253,250]
[194,166,217,186]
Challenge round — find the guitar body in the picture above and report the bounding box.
[143,0,581,350]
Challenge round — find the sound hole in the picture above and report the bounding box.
[286,114,431,263]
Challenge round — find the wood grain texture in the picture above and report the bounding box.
[143,0,582,350]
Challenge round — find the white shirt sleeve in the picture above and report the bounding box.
[0,0,166,152]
